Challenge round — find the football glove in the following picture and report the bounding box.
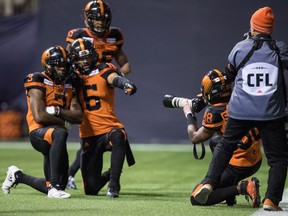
[124,82,137,96]
[46,106,60,116]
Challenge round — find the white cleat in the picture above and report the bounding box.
[66,176,77,190]
[47,187,71,199]
[2,165,21,194]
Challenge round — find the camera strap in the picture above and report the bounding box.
[193,142,205,160]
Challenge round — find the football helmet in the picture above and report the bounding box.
[41,45,68,84]
[83,0,112,35]
[69,38,98,75]
[201,69,232,104]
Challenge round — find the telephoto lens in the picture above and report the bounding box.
[163,95,192,109]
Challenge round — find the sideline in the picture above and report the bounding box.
[0,142,194,152]
[251,188,288,215]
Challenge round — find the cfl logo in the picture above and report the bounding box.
[247,73,273,87]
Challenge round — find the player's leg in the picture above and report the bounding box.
[81,136,104,195]
[31,127,70,198]
[105,127,126,198]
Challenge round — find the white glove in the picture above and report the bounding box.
[64,120,71,131]
[46,106,60,116]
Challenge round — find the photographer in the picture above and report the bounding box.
[165,69,262,207]
[193,7,288,211]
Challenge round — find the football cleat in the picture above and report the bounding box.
[106,187,119,198]
[191,184,212,204]
[244,177,261,207]
[66,176,77,190]
[2,165,21,194]
[48,187,71,199]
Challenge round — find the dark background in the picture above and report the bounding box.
[1,0,288,143]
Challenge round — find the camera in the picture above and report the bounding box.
[163,95,192,109]
[243,30,252,40]
[163,94,207,113]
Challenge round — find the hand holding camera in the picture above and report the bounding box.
[163,94,207,113]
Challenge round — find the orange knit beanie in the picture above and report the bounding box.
[250,7,274,34]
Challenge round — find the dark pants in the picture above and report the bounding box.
[191,159,262,206]
[30,126,69,190]
[80,128,126,195]
[204,117,288,205]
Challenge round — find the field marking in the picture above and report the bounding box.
[251,188,288,216]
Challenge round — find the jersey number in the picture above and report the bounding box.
[83,84,101,111]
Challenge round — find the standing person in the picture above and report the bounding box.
[192,7,288,211]
[66,0,131,189]
[180,69,261,207]
[66,0,130,76]
[69,38,136,198]
[1,45,83,198]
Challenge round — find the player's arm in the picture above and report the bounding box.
[182,101,215,144]
[28,88,65,126]
[187,125,215,144]
[107,70,137,95]
[57,96,83,124]
[114,49,131,76]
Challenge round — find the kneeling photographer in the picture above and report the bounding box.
[164,69,262,207]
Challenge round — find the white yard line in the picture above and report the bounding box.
[251,188,288,216]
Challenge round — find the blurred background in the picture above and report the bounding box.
[0,0,287,143]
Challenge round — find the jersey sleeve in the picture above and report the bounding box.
[202,105,227,131]
[66,28,84,43]
[24,72,46,93]
[109,27,124,49]
[99,63,119,80]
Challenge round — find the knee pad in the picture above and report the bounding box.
[108,127,126,147]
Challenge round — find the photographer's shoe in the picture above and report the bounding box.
[263,199,283,211]
[2,165,21,194]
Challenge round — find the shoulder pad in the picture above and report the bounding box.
[24,72,45,84]
[98,62,117,71]
[107,27,124,41]
[67,28,87,39]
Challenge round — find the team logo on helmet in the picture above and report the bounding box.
[201,69,232,104]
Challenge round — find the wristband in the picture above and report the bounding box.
[186,113,197,125]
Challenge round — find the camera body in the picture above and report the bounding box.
[163,94,207,113]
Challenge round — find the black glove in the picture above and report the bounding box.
[124,82,137,96]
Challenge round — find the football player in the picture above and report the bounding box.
[66,0,130,76]
[69,38,136,198]
[182,69,262,207]
[66,0,131,189]
[1,45,83,199]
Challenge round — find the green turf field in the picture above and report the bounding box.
[0,141,284,216]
